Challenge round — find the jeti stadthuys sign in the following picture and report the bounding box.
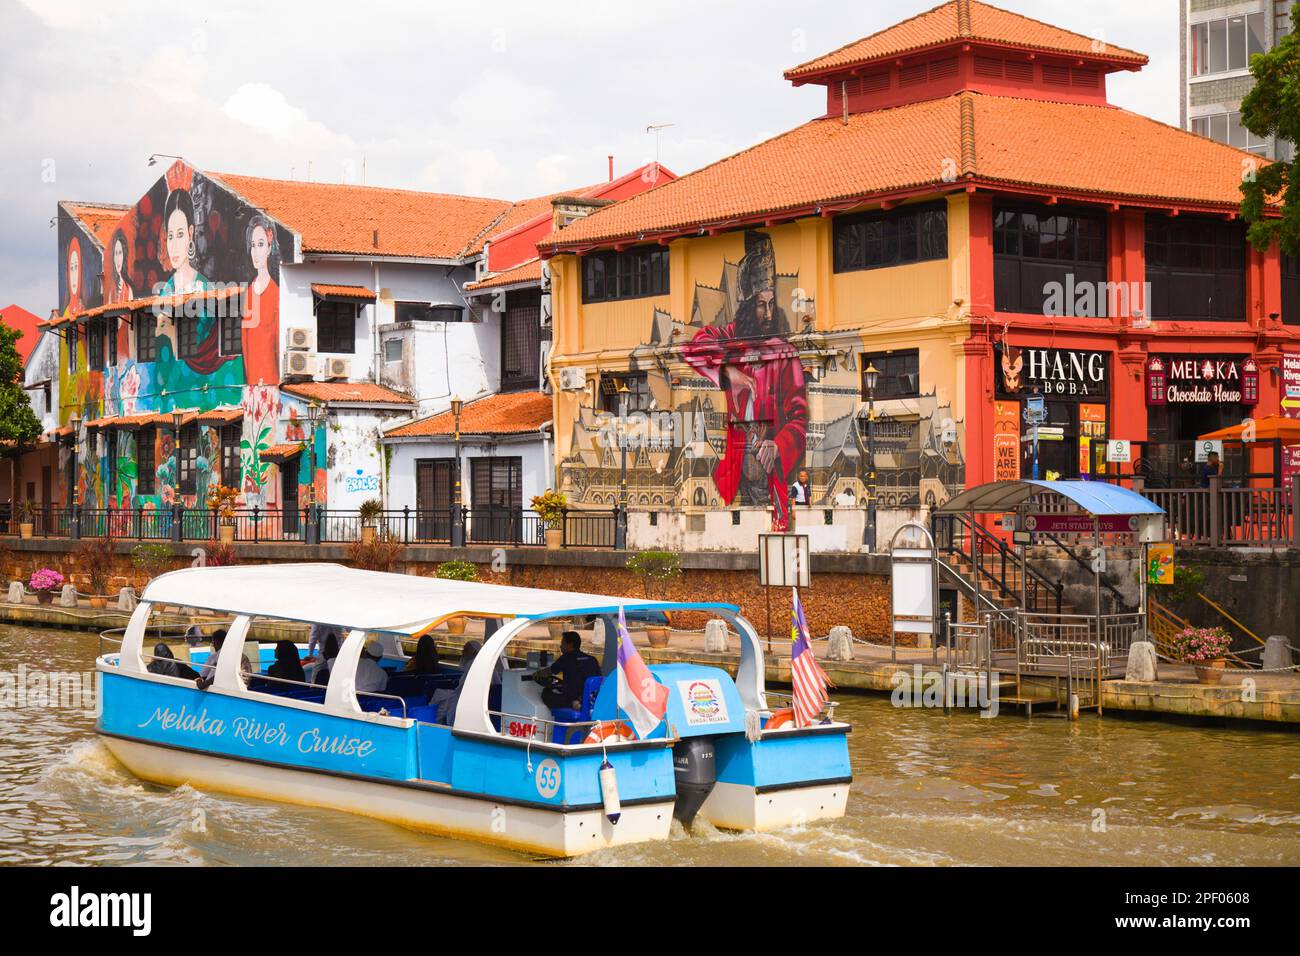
[1145,355,1259,406]
[995,346,1109,402]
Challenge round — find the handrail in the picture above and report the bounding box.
[937,513,1062,613]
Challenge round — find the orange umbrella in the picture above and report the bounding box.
[1198,415,1300,443]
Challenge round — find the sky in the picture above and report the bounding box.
[0,0,1178,314]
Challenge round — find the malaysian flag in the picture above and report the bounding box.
[790,588,832,727]
[616,606,670,738]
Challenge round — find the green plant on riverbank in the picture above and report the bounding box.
[435,559,477,581]
[347,535,403,573]
[130,543,174,581]
[531,489,566,529]
[626,550,682,599]
[1160,563,1205,605]
[75,537,115,595]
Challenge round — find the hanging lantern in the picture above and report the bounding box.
[1145,355,1166,405]
[1241,358,1259,406]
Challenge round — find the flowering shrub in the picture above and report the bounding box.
[531,489,567,529]
[1169,626,1232,664]
[29,568,64,592]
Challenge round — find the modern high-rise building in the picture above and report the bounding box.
[1180,0,1295,160]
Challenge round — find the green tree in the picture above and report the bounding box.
[1239,3,1300,255]
[0,324,42,454]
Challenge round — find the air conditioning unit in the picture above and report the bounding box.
[324,357,351,381]
[539,341,552,394]
[287,327,315,351]
[282,351,318,379]
[558,366,586,391]
[539,292,552,328]
[540,260,552,293]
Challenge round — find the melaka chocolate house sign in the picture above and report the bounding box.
[1145,355,1259,406]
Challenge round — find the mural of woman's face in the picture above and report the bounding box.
[166,208,192,271]
[68,250,80,296]
[113,239,126,278]
[249,226,270,273]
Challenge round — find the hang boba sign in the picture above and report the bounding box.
[995,345,1109,401]
[1145,355,1259,406]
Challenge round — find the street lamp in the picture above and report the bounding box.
[616,381,630,549]
[863,362,879,552]
[69,411,82,539]
[171,409,184,543]
[450,395,464,547]
[304,402,322,544]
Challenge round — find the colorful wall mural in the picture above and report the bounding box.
[55,162,310,517]
[554,226,966,527]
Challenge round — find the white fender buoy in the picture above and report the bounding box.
[599,759,621,825]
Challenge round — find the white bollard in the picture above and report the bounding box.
[7,582,23,604]
[703,619,729,653]
[1262,635,1292,672]
[118,587,138,612]
[826,625,855,662]
[59,584,78,608]
[1124,640,1159,682]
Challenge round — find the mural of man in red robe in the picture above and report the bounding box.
[683,231,807,530]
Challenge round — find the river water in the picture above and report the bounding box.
[1,623,1296,866]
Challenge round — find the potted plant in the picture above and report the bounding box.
[435,560,478,635]
[29,567,64,606]
[18,500,36,539]
[205,484,240,543]
[76,536,115,609]
[626,550,682,647]
[532,489,567,550]
[1170,625,1233,685]
[358,498,384,544]
[346,535,404,574]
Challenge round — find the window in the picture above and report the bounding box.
[1191,13,1265,76]
[470,456,522,511]
[219,312,242,357]
[1145,215,1246,322]
[104,430,116,503]
[1191,111,1269,155]
[137,428,156,495]
[383,338,403,363]
[395,302,463,323]
[220,423,241,488]
[106,317,117,366]
[42,383,51,414]
[1283,255,1300,326]
[993,202,1107,315]
[860,350,920,400]
[135,311,157,362]
[582,246,669,303]
[317,301,357,353]
[67,324,78,372]
[178,425,198,495]
[834,202,948,273]
[177,314,202,360]
[501,292,541,391]
[87,318,104,369]
[600,372,652,413]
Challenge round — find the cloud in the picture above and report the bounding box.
[223,82,354,151]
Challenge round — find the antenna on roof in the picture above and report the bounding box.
[307,160,312,182]
[646,124,674,169]
[362,156,367,186]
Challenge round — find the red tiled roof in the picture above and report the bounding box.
[311,283,377,301]
[786,0,1146,80]
[40,286,244,329]
[281,381,414,405]
[386,391,552,438]
[208,173,514,260]
[465,258,543,292]
[63,202,130,248]
[1,304,44,364]
[196,406,244,425]
[468,185,601,255]
[541,92,1265,251]
[260,443,304,463]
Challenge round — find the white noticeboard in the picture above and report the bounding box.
[1106,439,1131,463]
[758,534,810,588]
[1195,439,1223,463]
[891,546,935,635]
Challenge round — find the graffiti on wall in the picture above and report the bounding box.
[557,229,965,523]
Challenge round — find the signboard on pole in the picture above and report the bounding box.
[993,401,1020,482]
[1194,439,1223,463]
[758,534,810,588]
[1106,439,1132,463]
[1024,514,1139,535]
[1147,542,1174,585]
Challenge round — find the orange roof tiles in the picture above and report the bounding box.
[281,381,414,405]
[541,92,1264,251]
[465,258,543,292]
[40,286,245,329]
[386,391,552,438]
[209,172,514,260]
[1,304,43,364]
[63,202,130,247]
[311,283,377,300]
[260,443,305,463]
[786,0,1145,79]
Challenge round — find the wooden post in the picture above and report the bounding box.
[1208,474,1222,548]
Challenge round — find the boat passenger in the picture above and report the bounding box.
[267,640,306,684]
[403,634,441,675]
[531,631,601,711]
[431,639,484,725]
[354,637,389,695]
[305,622,343,663]
[310,633,340,685]
[195,629,251,690]
[147,642,200,681]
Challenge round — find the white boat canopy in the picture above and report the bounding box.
[138,563,733,634]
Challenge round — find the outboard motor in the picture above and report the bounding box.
[672,736,716,827]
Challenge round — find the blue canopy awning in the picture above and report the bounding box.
[935,480,1165,517]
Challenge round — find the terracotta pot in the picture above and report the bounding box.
[361,525,377,544]
[219,524,236,544]
[646,626,669,648]
[19,523,33,539]
[35,591,53,605]
[545,527,564,550]
[444,616,467,635]
[1194,658,1226,685]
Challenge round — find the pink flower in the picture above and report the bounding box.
[29,568,65,592]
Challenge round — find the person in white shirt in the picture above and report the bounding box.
[353,637,390,695]
[790,469,812,506]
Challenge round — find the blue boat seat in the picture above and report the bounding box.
[551,675,605,745]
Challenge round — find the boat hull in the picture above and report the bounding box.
[99,734,674,858]
[698,779,850,831]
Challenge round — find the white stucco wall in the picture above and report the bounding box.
[22,331,60,432]
[385,435,551,511]
[378,319,500,418]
